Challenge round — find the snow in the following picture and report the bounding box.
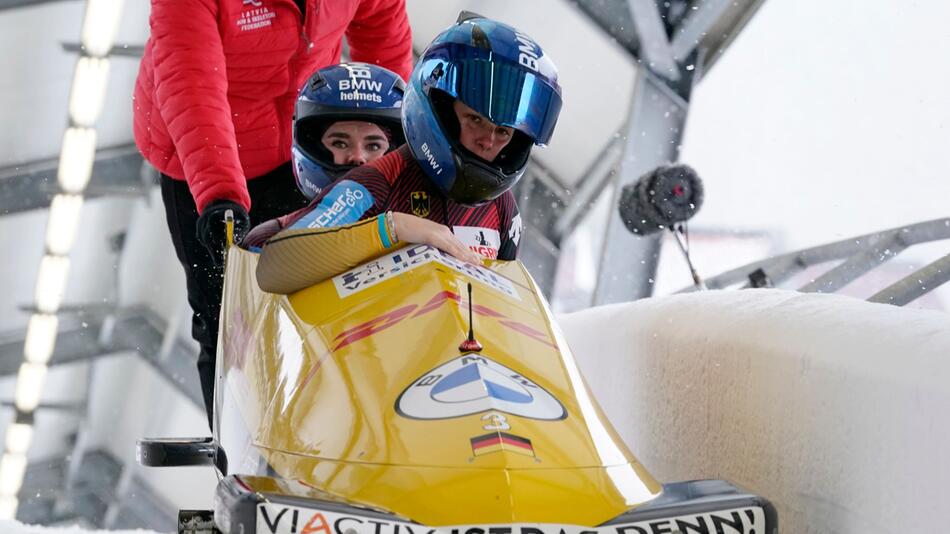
[560,288,950,534]
[0,520,162,534]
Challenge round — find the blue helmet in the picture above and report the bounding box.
[402,12,563,207]
[293,63,406,199]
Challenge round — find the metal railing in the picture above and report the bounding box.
[682,218,950,306]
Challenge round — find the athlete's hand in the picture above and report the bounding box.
[392,212,482,265]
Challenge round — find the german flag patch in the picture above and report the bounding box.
[470,432,534,457]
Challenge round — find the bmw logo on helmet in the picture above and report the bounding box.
[292,63,406,199]
[402,12,563,207]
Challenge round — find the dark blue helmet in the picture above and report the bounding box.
[402,12,563,207]
[293,63,406,199]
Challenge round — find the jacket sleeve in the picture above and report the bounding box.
[149,0,251,213]
[345,0,414,81]
[256,214,399,294]
[242,163,392,248]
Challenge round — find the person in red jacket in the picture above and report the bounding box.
[133,0,412,424]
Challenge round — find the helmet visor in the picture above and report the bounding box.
[427,51,562,146]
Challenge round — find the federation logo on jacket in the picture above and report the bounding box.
[236,1,276,32]
[396,354,565,420]
[410,191,430,217]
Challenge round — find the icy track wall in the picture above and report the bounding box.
[559,289,950,534]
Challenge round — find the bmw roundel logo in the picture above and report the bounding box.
[396,354,566,420]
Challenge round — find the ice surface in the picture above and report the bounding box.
[0,520,162,533]
[560,288,950,533]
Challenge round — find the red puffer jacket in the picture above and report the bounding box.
[133,0,412,213]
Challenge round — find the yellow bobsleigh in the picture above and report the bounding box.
[139,245,777,534]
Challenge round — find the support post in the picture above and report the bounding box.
[592,71,690,305]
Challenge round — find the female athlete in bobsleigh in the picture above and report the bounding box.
[241,9,559,294]
[138,13,778,534]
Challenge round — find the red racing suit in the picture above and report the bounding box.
[133,0,412,213]
[244,146,524,260]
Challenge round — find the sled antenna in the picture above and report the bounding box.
[459,283,483,353]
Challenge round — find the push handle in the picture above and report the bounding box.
[137,437,227,474]
[225,209,235,249]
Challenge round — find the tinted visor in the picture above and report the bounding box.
[428,49,562,145]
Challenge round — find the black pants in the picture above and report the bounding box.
[160,163,309,428]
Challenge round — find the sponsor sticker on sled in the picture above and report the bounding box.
[333,244,519,300]
[396,354,565,420]
[257,503,766,534]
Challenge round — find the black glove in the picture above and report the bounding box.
[196,200,251,267]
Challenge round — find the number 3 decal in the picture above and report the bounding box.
[481,412,510,430]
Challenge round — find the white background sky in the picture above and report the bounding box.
[680,0,950,252]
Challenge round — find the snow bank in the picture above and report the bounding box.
[560,289,950,533]
[0,520,162,533]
